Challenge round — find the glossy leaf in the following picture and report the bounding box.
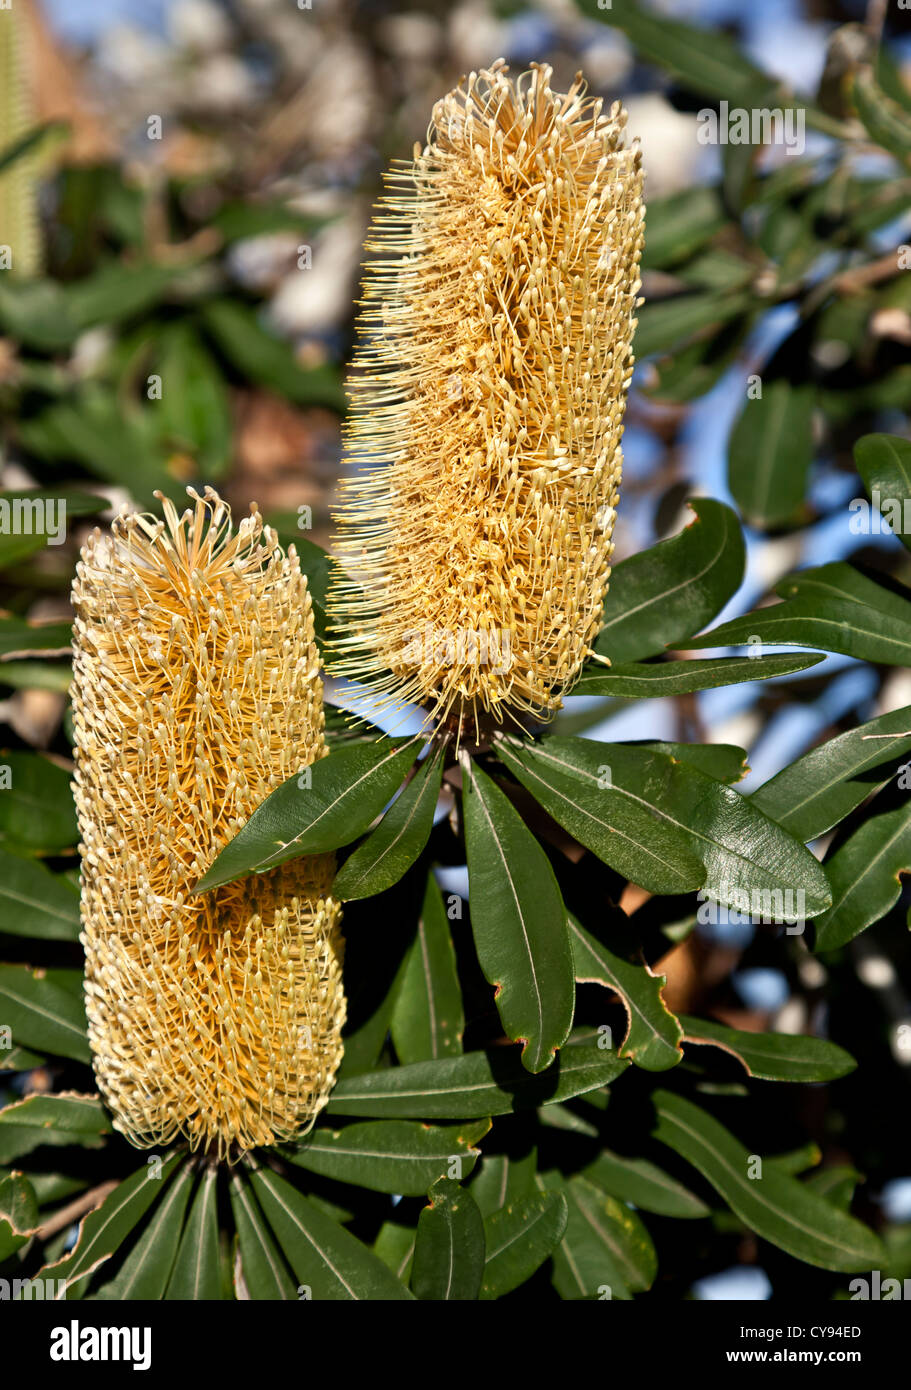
[284,1119,488,1196]
[814,800,911,951]
[332,745,444,901]
[568,913,682,1071]
[0,965,90,1063]
[197,739,418,890]
[42,1153,184,1295]
[0,1172,39,1262]
[678,1014,856,1082]
[494,735,706,896]
[389,873,464,1064]
[92,1161,194,1300]
[230,1173,297,1300]
[470,1152,539,1218]
[462,759,574,1073]
[480,1191,568,1300]
[751,704,911,841]
[0,1093,110,1164]
[249,1165,414,1300]
[326,1037,629,1120]
[652,1091,883,1272]
[573,652,823,699]
[504,736,831,917]
[166,1166,221,1300]
[594,499,745,664]
[412,1177,485,1301]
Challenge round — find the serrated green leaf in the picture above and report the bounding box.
[480,1190,568,1300]
[0,965,90,1063]
[679,1014,856,1081]
[333,745,444,900]
[326,1037,629,1120]
[568,912,682,1071]
[284,1119,488,1196]
[652,1091,883,1272]
[594,498,745,665]
[249,1165,413,1300]
[197,739,418,890]
[0,1093,110,1163]
[462,758,574,1073]
[412,1177,485,1300]
[0,1171,39,1261]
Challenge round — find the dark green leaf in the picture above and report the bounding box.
[0,850,81,940]
[679,1014,856,1081]
[480,1191,568,1300]
[166,1167,221,1300]
[389,873,464,1063]
[854,433,911,552]
[230,1173,297,1300]
[0,752,77,852]
[584,1149,710,1219]
[0,490,105,570]
[92,1161,194,1300]
[634,293,754,361]
[0,1172,39,1261]
[751,703,911,841]
[327,1037,629,1120]
[42,1154,184,1295]
[249,1165,413,1300]
[569,913,682,1071]
[573,652,824,698]
[0,618,71,659]
[814,800,911,950]
[201,299,346,411]
[494,735,705,896]
[594,498,745,664]
[470,1152,538,1217]
[852,66,911,165]
[412,1177,485,1301]
[284,1119,488,1196]
[462,758,574,1073]
[640,187,726,270]
[333,746,444,900]
[0,964,90,1063]
[548,1174,656,1300]
[652,1091,883,1272]
[0,1093,110,1164]
[197,739,418,890]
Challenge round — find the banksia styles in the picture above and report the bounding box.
[330,59,644,734]
[71,489,345,1160]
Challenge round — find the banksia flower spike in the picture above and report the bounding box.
[330,59,644,734]
[71,488,345,1160]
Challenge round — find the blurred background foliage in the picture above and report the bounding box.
[2,0,911,1301]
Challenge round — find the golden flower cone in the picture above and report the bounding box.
[330,60,645,733]
[71,488,344,1160]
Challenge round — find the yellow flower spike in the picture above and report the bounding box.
[330,60,644,737]
[71,487,345,1161]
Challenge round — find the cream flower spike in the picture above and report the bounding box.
[330,60,645,737]
[71,486,345,1161]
